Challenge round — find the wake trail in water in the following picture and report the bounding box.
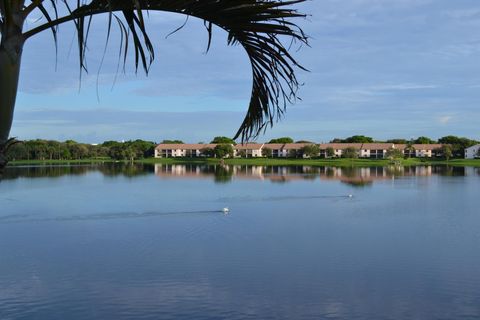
[0,195,354,224]
[218,194,354,202]
[0,214,32,221]
[0,209,228,224]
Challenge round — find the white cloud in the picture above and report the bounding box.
[437,115,454,125]
[370,84,438,91]
[14,0,480,141]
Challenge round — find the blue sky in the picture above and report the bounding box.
[11,0,480,143]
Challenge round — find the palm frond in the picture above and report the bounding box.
[22,0,308,141]
[0,137,19,171]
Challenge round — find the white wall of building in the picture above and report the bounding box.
[465,145,480,159]
[155,144,443,159]
[415,149,432,158]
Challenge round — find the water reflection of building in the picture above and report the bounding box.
[4,164,476,182]
[153,164,461,186]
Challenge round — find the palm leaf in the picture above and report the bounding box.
[22,0,308,141]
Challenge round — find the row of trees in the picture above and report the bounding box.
[160,136,238,145]
[6,140,156,161]
[329,135,449,144]
[6,135,479,161]
[267,137,312,144]
[164,135,478,146]
[330,135,444,144]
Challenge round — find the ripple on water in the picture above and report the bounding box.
[1,165,480,320]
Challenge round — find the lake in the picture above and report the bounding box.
[1,164,479,319]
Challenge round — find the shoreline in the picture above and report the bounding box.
[7,158,480,167]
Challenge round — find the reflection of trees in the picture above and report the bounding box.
[432,166,466,177]
[98,163,154,177]
[268,175,290,183]
[214,165,234,184]
[302,166,320,176]
[325,167,335,177]
[199,165,217,175]
[341,180,373,187]
[1,165,91,180]
[1,163,155,181]
[340,167,357,178]
[385,165,404,177]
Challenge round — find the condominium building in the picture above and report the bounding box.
[234,144,264,158]
[465,144,480,159]
[155,142,444,159]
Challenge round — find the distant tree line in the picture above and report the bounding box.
[7,140,156,161]
[6,135,480,161]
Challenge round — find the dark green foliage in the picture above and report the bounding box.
[68,143,89,159]
[343,135,374,143]
[214,144,234,159]
[330,136,373,143]
[0,138,19,173]
[104,140,155,160]
[414,136,436,144]
[326,147,335,158]
[439,145,453,160]
[295,140,313,143]
[262,147,272,158]
[211,136,236,145]
[161,140,184,144]
[268,137,294,144]
[300,144,319,158]
[6,141,28,161]
[129,140,156,158]
[6,139,155,161]
[200,147,214,158]
[288,149,300,158]
[109,145,135,161]
[386,139,407,144]
[342,147,359,159]
[237,150,247,158]
[385,148,404,160]
[438,136,478,158]
[404,143,415,158]
[214,165,234,183]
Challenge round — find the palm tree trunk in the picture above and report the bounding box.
[0,40,24,173]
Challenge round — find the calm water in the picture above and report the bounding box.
[1,164,479,320]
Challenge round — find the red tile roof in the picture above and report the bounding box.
[155,142,445,152]
[263,143,286,150]
[156,144,216,150]
[234,143,264,150]
[319,143,363,150]
[282,143,314,150]
[412,144,443,150]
